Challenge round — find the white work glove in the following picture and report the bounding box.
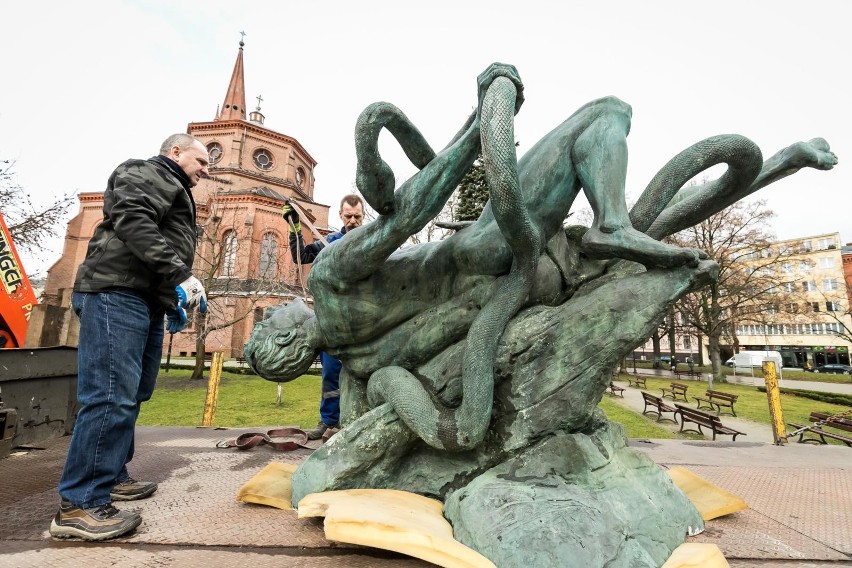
[176,275,208,313]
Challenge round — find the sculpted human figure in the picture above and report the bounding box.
[242,62,838,568]
[249,62,705,450]
[246,62,837,451]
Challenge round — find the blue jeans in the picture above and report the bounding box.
[319,351,341,425]
[59,290,164,508]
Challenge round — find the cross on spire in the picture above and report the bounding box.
[239,30,246,46]
[256,94,263,111]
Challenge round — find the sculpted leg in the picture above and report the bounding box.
[573,100,702,268]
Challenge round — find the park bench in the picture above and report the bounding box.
[640,391,678,423]
[626,375,647,388]
[674,403,746,441]
[788,412,852,447]
[674,369,701,380]
[660,382,689,402]
[693,390,739,416]
[236,356,247,366]
[607,382,625,397]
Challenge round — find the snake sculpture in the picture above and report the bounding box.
[365,77,542,450]
[245,64,837,456]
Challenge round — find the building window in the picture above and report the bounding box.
[780,261,793,273]
[252,148,274,171]
[818,237,836,250]
[683,336,691,349]
[259,232,278,278]
[799,240,813,252]
[206,142,223,164]
[823,278,839,291]
[783,282,796,293]
[811,302,820,312]
[826,301,841,312]
[799,260,811,272]
[222,230,237,276]
[785,303,799,313]
[819,257,835,269]
[802,280,817,292]
[295,167,306,188]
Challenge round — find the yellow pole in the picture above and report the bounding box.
[763,361,786,445]
[201,352,224,427]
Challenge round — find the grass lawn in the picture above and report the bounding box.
[597,397,678,439]
[138,369,322,429]
[139,365,849,442]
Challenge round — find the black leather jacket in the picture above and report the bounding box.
[74,156,197,309]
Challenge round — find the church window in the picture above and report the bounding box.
[222,230,237,276]
[252,148,274,171]
[259,232,278,278]
[207,142,223,164]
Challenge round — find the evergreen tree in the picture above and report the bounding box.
[454,156,488,222]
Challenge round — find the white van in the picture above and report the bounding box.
[731,350,783,370]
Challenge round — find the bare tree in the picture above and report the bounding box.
[668,199,802,379]
[183,195,298,379]
[0,159,74,259]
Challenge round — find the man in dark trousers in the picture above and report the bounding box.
[284,194,365,440]
[50,133,209,541]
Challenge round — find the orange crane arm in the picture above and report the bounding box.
[0,212,38,348]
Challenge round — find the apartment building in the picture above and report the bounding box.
[634,232,852,369]
[734,232,850,368]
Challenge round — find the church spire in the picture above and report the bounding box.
[217,33,247,122]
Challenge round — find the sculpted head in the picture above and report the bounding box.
[243,298,319,382]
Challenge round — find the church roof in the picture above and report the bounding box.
[217,37,247,121]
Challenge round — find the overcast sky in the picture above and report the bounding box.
[2,0,849,277]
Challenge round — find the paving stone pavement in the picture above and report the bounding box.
[2,425,850,567]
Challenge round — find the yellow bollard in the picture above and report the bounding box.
[202,352,224,427]
[763,361,786,445]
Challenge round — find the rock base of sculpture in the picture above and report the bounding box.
[444,421,703,568]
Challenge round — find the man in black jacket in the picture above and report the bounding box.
[50,133,209,541]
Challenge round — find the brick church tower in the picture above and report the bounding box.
[43,39,333,358]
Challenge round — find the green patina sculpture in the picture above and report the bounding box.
[244,63,837,567]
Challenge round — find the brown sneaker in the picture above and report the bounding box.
[111,477,158,501]
[321,426,340,442]
[305,422,338,441]
[49,500,141,541]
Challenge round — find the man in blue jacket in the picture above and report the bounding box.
[50,133,209,541]
[284,194,365,440]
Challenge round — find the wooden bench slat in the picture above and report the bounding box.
[674,403,745,441]
[640,391,678,423]
[692,389,738,416]
[607,382,625,397]
[660,382,689,402]
[788,412,852,446]
[626,375,647,388]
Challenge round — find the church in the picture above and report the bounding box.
[42,39,334,359]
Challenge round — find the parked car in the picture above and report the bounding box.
[812,364,852,375]
[725,357,735,367]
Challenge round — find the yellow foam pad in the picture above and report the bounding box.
[667,466,748,521]
[661,543,729,567]
[236,461,298,510]
[298,488,496,568]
